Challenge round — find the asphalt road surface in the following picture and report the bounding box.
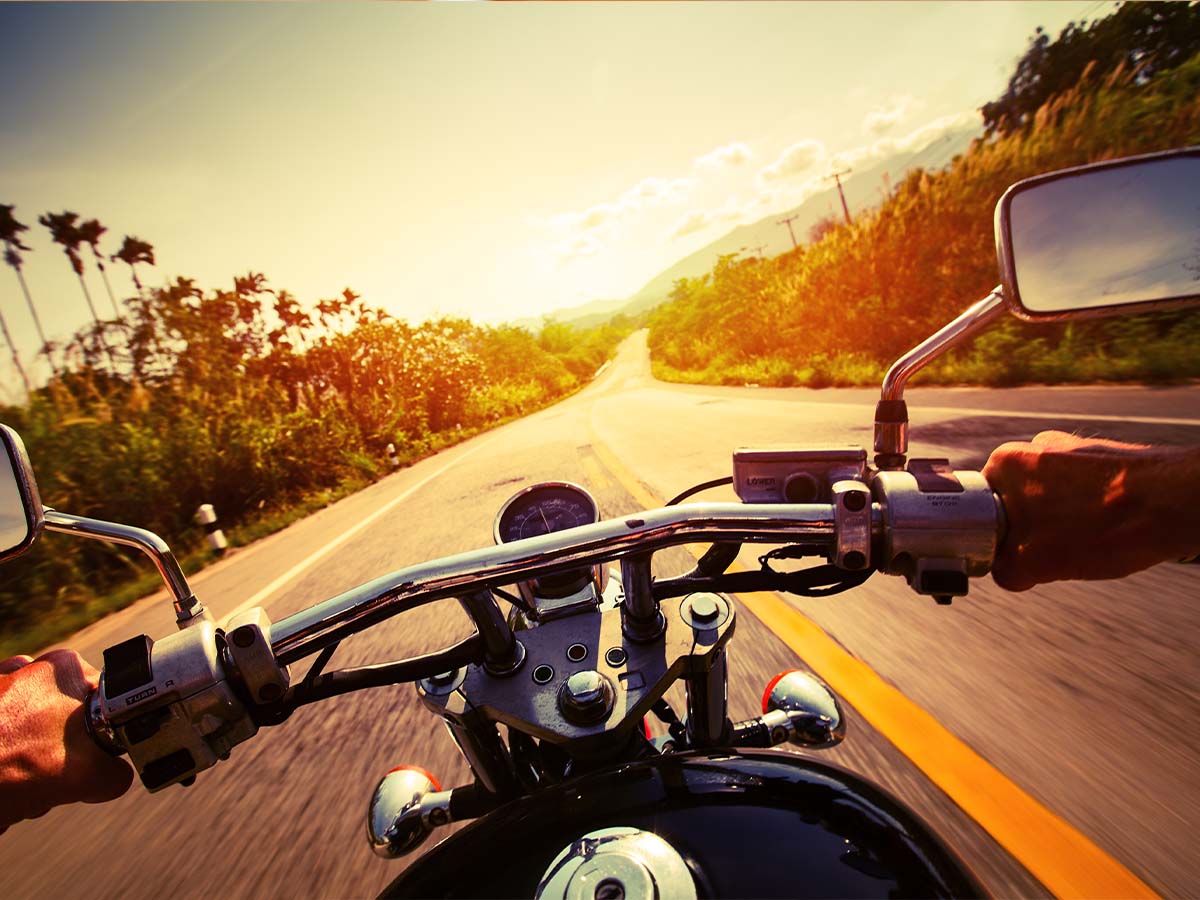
[3,331,1198,898]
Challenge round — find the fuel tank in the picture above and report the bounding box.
[383,749,983,898]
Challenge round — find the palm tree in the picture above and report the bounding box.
[112,235,154,291]
[39,210,114,369]
[77,218,121,318]
[0,205,51,369]
[0,305,31,399]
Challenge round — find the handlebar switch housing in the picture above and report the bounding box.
[733,447,867,503]
[98,620,258,791]
[870,462,1001,600]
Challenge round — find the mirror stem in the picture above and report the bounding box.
[42,509,207,626]
[874,287,1006,469]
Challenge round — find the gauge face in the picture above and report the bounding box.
[494,482,599,544]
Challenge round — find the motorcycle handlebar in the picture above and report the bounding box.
[268,501,849,664]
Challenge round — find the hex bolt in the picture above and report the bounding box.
[688,593,720,623]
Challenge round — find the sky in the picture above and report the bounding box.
[0,1,1115,390]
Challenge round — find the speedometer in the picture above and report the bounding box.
[494,482,605,610]
[493,482,599,544]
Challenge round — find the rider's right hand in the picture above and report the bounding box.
[983,430,1200,591]
[0,649,134,833]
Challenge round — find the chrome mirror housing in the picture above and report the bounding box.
[996,146,1200,321]
[0,424,44,563]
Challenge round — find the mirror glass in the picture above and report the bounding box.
[1007,155,1200,314]
[0,438,33,557]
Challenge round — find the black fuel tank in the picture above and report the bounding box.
[383,750,983,898]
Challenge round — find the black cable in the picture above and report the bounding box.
[491,585,534,616]
[289,634,484,707]
[299,640,340,693]
[666,477,733,506]
[653,565,872,600]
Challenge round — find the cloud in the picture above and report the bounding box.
[862,95,914,135]
[758,139,825,182]
[666,193,757,240]
[579,202,622,230]
[554,234,603,262]
[667,210,714,240]
[549,175,695,234]
[695,142,753,170]
[620,175,695,205]
[833,110,977,170]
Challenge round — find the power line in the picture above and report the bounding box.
[777,214,800,249]
[825,168,853,225]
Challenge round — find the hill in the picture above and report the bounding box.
[622,123,980,312]
[512,295,629,331]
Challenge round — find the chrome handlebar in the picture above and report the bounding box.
[269,500,849,663]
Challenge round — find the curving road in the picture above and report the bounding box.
[3,331,1199,898]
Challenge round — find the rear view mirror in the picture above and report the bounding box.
[996,147,1200,320]
[0,424,44,562]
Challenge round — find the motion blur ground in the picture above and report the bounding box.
[2,334,1198,898]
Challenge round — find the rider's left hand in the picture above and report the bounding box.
[0,649,134,833]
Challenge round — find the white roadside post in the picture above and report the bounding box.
[195,503,228,555]
[387,442,400,469]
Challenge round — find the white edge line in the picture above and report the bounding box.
[221,437,495,626]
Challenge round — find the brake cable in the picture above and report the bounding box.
[666,477,733,506]
[287,634,484,708]
[653,553,872,601]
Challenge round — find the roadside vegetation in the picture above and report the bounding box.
[648,4,1200,388]
[0,250,632,650]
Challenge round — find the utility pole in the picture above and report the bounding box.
[825,168,853,225]
[747,243,766,259]
[777,214,800,249]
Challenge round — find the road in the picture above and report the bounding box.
[3,331,1199,898]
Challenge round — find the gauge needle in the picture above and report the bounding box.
[539,509,551,532]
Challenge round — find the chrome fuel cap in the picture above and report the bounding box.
[557,669,614,725]
[535,827,698,900]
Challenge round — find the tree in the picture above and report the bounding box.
[983,2,1200,135]
[808,215,840,244]
[39,210,114,368]
[112,235,155,291]
[0,205,51,370]
[0,304,31,398]
[77,218,121,318]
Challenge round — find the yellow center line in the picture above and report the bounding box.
[587,430,1157,900]
[577,448,613,493]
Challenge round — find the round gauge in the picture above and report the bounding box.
[494,482,600,544]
